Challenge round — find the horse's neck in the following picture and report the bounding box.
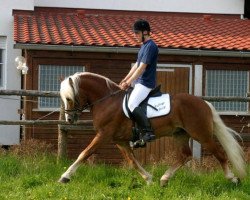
[81,74,120,101]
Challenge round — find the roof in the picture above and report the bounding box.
[13,7,250,52]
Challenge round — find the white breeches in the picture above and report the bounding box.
[128,83,152,112]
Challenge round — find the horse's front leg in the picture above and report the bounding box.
[117,143,153,185]
[58,133,104,183]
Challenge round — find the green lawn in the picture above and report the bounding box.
[0,141,249,200]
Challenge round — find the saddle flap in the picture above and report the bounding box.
[146,94,170,118]
[123,93,171,119]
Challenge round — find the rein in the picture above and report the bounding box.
[78,89,122,112]
[64,87,123,115]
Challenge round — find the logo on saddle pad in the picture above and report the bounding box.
[123,93,171,118]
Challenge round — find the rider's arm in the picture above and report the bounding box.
[120,62,138,84]
[125,62,147,86]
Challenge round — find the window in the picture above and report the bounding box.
[0,37,6,88]
[0,50,3,87]
[206,70,249,112]
[39,65,85,109]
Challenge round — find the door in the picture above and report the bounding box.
[134,66,191,164]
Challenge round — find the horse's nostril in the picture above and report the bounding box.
[67,118,74,124]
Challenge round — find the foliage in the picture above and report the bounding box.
[0,140,249,200]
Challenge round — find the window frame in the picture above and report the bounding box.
[0,49,3,88]
[37,64,85,111]
[0,37,6,89]
[204,64,250,115]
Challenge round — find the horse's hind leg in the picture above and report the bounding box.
[160,133,192,187]
[116,143,153,185]
[202,139,240,184]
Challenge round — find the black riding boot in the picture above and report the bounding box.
[132,107,156,142]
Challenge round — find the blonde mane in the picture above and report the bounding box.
[60,72,82,103]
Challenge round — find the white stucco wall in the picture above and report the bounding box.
[0,0,34,145]
[35,0,244,14]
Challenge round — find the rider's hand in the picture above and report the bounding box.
[119,81,130,90]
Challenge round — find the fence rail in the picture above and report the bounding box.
[0,89,59,97]
[0,120,92,126]
[202,96,250,102]
[1,89,250,101]
[1,89,250,161]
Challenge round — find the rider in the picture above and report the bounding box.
[119,19,159,144]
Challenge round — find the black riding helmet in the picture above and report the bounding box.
[133,19,151,42]
[133,19,151,33]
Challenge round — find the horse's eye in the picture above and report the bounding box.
[66,98,71,102]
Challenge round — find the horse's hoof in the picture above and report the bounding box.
[231,177,241,185]
[58,177,70,183]
[160,179,168,187]
[160,174,170,187]
[146,175,153,185]
[146,179,153,186]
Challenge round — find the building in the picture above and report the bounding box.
[1,0,249,163]
[0,0,35,145]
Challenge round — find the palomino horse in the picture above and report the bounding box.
[58,72,246,186]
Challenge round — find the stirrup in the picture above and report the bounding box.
[142,132,156,142]
[129,139,146,148]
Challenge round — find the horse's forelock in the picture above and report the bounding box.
[60,78,72,102]
[60,73,80,103]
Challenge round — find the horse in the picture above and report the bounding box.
[58,72,246,186]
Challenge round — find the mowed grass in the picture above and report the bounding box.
[0,140,249,200]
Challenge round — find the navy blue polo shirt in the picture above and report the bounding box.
[135,39,158,88]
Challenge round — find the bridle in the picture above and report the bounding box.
[63,78,123,119]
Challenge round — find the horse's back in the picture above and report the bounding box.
[170,93,213,134]
[171,93,210,111]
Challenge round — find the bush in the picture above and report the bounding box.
[8,139,56,158]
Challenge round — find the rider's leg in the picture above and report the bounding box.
[132,106,156,142]
[128,84,155,142]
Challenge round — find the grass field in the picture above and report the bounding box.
[0,140,249,200]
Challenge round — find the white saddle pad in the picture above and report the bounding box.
[123,94,171,119]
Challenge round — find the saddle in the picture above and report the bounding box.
[122,85,171,148]
[124,85,162,118]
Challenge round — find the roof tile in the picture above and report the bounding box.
[13,8,250,51]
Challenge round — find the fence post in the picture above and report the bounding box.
[57,101,68,162]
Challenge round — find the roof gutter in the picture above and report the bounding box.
[14,43,250,58]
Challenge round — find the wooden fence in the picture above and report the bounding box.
[0,89,95,161]
[0,89,250,161]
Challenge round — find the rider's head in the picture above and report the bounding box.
[133,19,151,43]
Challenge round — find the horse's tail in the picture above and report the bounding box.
[206,101,246,179]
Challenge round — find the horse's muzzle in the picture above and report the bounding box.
[66,112,79,124]
[66,117,74,124]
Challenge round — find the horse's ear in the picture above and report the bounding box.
[59,75,65,82]
[69,77,74,87]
